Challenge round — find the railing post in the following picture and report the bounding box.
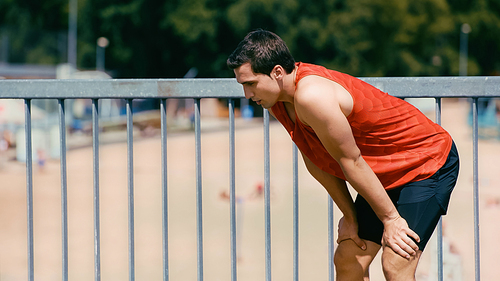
[160,99,169,281]
[228,99,237,281]
[328,197,334,281]
[25,98,34,281]
[264,109,271,281]
[126,99,136,281]
[194,98,204,281]
[472,98,481,281]
[292,144,299,281]
[92,99,101,281]
[59,99,69,281]
[435,97,444,281]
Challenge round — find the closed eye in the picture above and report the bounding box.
[242,81,255,86]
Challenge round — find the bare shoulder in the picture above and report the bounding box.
[295,75,353,118]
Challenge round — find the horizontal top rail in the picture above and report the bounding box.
[0,76,499,99]
[0,78,242,99]
[362,76,500,98]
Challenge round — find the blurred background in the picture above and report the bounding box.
[1,0,500,79]
[1,0,500,280]
[2,0,500,124]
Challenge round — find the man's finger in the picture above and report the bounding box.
[336,237,351,244]
[399,239,417,256]
[406,228,421,243]
[352,236,367,251]
[402,235,419,252]
[391,243,411,260]
[337,237,367,251]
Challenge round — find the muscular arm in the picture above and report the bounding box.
[270,103,357,222]
[301,151,354,219]
[294,77,420,258]
[301,151,367,249]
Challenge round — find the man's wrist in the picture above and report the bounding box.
[381,213,401,225]
[342,212,357,222]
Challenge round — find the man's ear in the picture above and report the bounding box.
[272,65,284,80]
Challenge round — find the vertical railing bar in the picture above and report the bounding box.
[25,99,34,281]
[435,98,443,281]
[59,99,69,281]
[292,144,299,281]
[126,99,135,281]
[472,98,480,281]
[92,99,101,281]
[1,79,489,281]
[263,109,271,281]
[228,99,237,281]
[160,99,169,281]
[194,98,204,281]
[327,197,334,281]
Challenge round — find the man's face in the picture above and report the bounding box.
[234,63,280,109]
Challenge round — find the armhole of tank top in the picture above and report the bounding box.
[295,73,356,125]
[323,77,356,120]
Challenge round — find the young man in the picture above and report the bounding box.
[227,30,459,280]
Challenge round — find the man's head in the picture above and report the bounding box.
[227,29,295,76]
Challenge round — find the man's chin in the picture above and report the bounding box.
[260,102,274,109]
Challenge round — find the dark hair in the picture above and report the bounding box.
[227,29,295,76]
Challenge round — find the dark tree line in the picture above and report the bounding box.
[1,0,499,78]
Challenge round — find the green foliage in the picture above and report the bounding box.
[0,0,499,77]
[164,0,218,42]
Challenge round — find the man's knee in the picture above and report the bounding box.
[381,247,421,281]
[334,246,365,280]
[334,243,359,270]
[334,240,379,280]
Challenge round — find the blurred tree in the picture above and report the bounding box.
[0,0,499,77]
[454,0,500,75]
[0,0,68,65]
[322,0,461,76]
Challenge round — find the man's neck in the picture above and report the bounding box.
[279,66,298,105]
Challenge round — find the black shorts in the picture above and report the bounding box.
[355,141,459,251]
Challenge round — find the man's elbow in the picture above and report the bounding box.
[339,153,365,176]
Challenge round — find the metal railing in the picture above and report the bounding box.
[1,76,499,281]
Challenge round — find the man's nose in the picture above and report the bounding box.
[244,89,253,99]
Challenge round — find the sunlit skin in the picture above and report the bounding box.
[234,62,423,280]
[234,63,295,109]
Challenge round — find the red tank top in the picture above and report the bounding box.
[271,62,452,190]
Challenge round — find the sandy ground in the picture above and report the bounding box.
[0,99,499,280]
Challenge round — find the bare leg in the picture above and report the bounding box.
[334,240,381,281]
[381,246,422,281]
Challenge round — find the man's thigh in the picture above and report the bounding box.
[356,191,445,251]
[355,141,459,250]
[397,195,443,250]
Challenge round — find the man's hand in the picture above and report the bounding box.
[382,216,420,259]
[337,216,367,250]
